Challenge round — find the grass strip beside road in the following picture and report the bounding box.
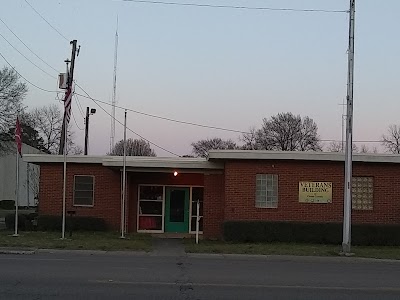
[0,231,152,252]
[185,240,400,260]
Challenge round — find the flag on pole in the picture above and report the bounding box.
[64,87,73,126]
[15,116,22,157]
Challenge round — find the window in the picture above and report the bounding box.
[190,187,203,232]
[138,186,163,231]
[352,177,373,210]
[256,174,278,208]
[73,176,94,206]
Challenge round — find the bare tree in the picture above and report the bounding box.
[30,104,63,154]
[359,144,369,154]
[382,124,400,154]
[191,138,238,158]
[240,127,259,150]
[109,138,156,156]
[29,104,81,154]
[247,113,321,151]
[326,141,342,152]
[326,141,358,153]
[0,66,27,154]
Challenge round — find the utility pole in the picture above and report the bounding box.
[59,40,78,155]
[342,0,355,254]
[84,107,89,155]
[84,107,96,155]
[60,40,78,240]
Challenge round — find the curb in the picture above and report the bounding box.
[0,248,36,255]
[185,253,400,263]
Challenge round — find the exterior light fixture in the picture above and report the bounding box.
[173,171,178,177]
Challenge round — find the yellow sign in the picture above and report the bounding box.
[299,182,332,203]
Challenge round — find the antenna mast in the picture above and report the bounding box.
[110,16,119,152]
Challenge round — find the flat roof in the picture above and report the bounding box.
[23,154,223,170]
[208,150,400,164]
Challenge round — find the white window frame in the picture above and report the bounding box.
[256,174,278,208]
[73,175,95,207]
[137,184,165,233]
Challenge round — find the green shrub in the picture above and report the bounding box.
[223,221,400,246]
[5,213,28,230]
[0,200,15,210]
[37,215,107,231]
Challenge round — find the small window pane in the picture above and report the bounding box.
[192,187,204,202]
[191,217,203,232]
[140,186,163,200]
[74,176,94,206]
[139,201,163,215]
[191,201,203,216]
[138,216,162,230]
[74,197,92,206]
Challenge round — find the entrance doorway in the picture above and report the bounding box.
[165,187,189,233]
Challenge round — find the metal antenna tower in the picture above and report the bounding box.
[110,16,119,152]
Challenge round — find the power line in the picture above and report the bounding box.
[75,86,180,156]
[23,0,69,42]
[122,0,348,13]
[73,93,85,119]
[74,86,248,134]
[0,50,59,93]
[0,31,57,79]
[321,139,382,143]
[74,85,383,144]
[0,17,59,73]
[71,111,84,131]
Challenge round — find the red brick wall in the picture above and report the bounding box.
[127,172,204,232]
[224,160,400,225]
[39,163,122,230]
[203,173,225,239]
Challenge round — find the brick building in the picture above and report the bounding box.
[24,151,400,239]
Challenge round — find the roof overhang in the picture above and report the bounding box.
[23,154,224,171]
[208,150,400,164]
[23,155,104,164]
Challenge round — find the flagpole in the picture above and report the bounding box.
[62,118,67,239]
[121,110,127,239]
[13,140,19,237]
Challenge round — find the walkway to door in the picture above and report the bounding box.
[151,238,185,256]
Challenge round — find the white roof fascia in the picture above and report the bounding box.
[102,157,223,170]
[23,154,224,170]
[208,150,400,164]
[23,154,103,164]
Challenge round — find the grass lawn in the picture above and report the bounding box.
[184,239,400,260]
[0,230,152,252]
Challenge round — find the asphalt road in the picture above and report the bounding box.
[0,251,400,300]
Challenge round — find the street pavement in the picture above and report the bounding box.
[0,242,400,299]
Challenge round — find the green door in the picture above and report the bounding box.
[165,187,189,233]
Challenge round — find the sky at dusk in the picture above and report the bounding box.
[1,0,399,156]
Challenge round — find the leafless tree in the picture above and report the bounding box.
[0,67,27,154]
[359,144,369,154]
[30,104,63,154]
[29,104,81,154]
[246,113,321,151]
[191,138,238,158]
[109,138,156,156]
[240,127,259,150]
[326,141,342,152]
[382,124,400,154]
[326,141,358,153]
